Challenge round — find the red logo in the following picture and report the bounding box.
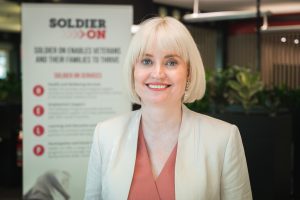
[33,105,44,117]
[33,145,45,156]
[50,18,106,40]
[64,29,106,40]
[33,85,44,96]
[33,125,45,136]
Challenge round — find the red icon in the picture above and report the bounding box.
[33,145,45,156]
[33,105,44,116]
[33,125,45,136]
[33,85,44,96]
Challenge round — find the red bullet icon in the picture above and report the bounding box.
[33,105,44,117]
[33,85,44,97]
[33,125,45,136]
[33,145,45,156]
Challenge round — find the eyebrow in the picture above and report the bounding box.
[164,54,179,58]
[143,53,179,58]
[144,53,153,57]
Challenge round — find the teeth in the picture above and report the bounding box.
[148,84,168,89]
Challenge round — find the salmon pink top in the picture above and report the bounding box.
[128,128,177,200]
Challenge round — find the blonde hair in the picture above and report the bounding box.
[123,16,206,104]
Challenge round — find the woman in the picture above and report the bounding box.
[85,16,252,200]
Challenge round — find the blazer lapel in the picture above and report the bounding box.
[107,110,141,200]
[175,105,208,200]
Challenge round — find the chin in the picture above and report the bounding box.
[142,97,181,106]
[141,97,166,105]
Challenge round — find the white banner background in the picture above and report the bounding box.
[22,4,132,199]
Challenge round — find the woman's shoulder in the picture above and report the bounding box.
[90,110,141,161]
[95,110,140,130]
[184,106,235,130]
[183,106,239,144]
[93,109,141,140]
[183,106,241,151]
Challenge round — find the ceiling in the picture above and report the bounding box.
[1,0,300,32]
[153,0,300,15]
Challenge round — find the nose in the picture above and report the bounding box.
[151,63,166,79]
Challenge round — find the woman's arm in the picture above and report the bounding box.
[221,125,253,200]
[84,123,102,200]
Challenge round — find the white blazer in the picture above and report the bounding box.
[84,105,252,200]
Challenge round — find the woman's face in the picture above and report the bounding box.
[134,43,188,106]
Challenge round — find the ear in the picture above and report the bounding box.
[187,64,191,80]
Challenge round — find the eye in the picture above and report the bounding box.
[165,59,178,67]
[141,58,153,66]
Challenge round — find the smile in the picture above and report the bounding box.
[146,83,171,89]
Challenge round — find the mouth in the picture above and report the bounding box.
[146,83,171,89]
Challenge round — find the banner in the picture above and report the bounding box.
[22,4,132,199]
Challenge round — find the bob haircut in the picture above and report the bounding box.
[123,16,206,104]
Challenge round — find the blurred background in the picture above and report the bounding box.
[0,0,299,199]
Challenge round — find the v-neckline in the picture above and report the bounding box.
[140,128,178,182]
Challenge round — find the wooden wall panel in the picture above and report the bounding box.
[187,25,217,70]
[227,34,257,71]
[228,32,300,89]
[262,32,300,89]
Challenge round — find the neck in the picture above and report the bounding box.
[140,102,182,138]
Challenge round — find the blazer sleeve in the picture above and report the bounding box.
[84,123,102,200]
[220,125,253,200]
